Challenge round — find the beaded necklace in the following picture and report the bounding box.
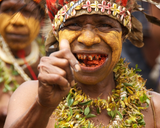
[53,58,150,128]
[0,37,45,92]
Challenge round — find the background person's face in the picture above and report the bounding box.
[0,0,41,50]
[150,4,160,47]
[58,15,123,85]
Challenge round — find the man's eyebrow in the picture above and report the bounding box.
[66,16,84,23]
[95,16,113,22]
[17,4,27,12]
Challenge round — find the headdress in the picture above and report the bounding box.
[0,0,46,11]
[45,0,160,51]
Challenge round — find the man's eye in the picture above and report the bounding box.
[64,23,81,30]
[68,23,79,26]
[22,10,32,17]
[97,24,113,32]
[1,8,12,13]
[101,24,112,27]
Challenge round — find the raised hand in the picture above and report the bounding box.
[37,39,80,109]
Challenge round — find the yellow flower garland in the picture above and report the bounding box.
[53,58,150,128]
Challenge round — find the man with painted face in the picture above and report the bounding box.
[0,0,45,127]
[4,0,160,127]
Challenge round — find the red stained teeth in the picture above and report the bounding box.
[76,54,105,60]
[76,53,108,67]
[88,55,92,60]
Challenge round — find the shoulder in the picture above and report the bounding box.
[8,80,39,112]
[149,91,160,127]
[4,80,39,127]
[11,80,38,98]
[149,91,160,106]
[149,91,160,107]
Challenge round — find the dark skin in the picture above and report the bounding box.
[0,0,44,127]
[4,15,160,128]
[142,3,160,69]
[139,3,160,92]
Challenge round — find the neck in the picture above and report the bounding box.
[11,44,32,58]
[77,72,115,99]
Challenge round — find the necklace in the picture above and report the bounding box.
[0,38,39,66]
[0,38,31,81]
[53,58,150,128]
[0,37,45,92]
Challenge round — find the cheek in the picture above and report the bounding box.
[58,29,81,48]
[0,13,11,36]
[99,31,122,56]
[98,31,122,71]
[27,17,40,41]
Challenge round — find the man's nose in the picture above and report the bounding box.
[10,12,26,26]
[77,29,101,47]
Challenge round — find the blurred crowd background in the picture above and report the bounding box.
[0,0,160,128]
[121,1,160,92]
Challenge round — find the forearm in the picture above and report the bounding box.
[8,99,55,128]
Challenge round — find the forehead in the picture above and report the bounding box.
[66,14,120,24]
[67,14,117,22]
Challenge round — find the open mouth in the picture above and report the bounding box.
[75,53,108,67]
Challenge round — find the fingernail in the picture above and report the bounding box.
[74,64,81,72]
[71,80,75,87]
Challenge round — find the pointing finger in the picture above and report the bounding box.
[58,39,81,72]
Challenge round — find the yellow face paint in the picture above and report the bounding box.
[58,27,123,84]
[0,12,40,50]
[58,29,81,48]
[59,29,122,67]
[97,30,122,76]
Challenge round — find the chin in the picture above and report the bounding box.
[74,73,105,85]
[8,42,30,50]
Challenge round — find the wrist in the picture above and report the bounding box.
[35,96,56,112]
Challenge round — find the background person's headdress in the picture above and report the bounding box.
[0,0,46,14]
[0,0,45,7]
[45,0,160,51]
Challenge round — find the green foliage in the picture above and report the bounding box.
[84,107,90,116]
[79,100,92,105]
[134,64,142,73]
[85,114,96,118]
[67,93,74,106]
[54,58,150,128]
[0,59,19,92]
